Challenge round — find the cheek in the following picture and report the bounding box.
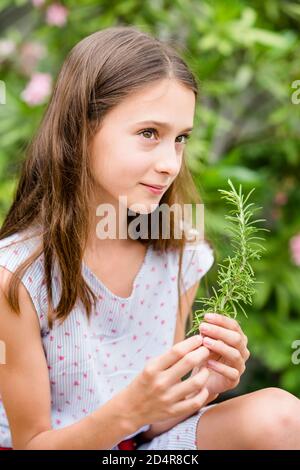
[90,138,118,174]
[106,140,150,182]
[92,149,148,195]
[90,141,146,191]
[118,151,147,176]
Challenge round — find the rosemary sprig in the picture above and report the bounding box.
[186,179,268,337]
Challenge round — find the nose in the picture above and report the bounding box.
[154,142,182,177]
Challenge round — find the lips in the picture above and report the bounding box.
[141,183,167,189]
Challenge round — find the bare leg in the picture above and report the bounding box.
[196,388,300,450]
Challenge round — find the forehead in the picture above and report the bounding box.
[105,79,195,128]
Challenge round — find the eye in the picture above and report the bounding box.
[176,134,190,144]
[139,128,157,140]
[138,128,191,144]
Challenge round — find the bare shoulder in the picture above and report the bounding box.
[0,266,52,449]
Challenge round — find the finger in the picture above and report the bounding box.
[150,334,203,372]
[202,313,249,354]
[202,337,245,373]
[172,387,210,417]
[243,346,251,362]
[171,367,210,401]
[201,323,249,361]
[166,346,210,385]
[190,365,200,377]
[203,313,242,333]
[185,367,210,400]
[207,359,240,384]
[201,315,250,361]
[200,322,243,349]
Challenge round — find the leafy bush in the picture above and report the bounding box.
[0,0,299,396]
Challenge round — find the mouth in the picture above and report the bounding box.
[140,183,167,194]
[140,183,168,190]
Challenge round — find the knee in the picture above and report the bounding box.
[252,387,300,447]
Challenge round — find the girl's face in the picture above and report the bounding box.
[89,78,195,215]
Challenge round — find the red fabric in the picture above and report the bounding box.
[0,447,12,450]
[117,438,137,450]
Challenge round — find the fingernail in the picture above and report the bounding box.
[207,359,217,367]
[203,337,214,346]
[200,323,210,331]
[205,313,217,320]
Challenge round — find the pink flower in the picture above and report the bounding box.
[0,39,16,61]
[274,191,288,206]
[21,72,52,106]
[19,41,46,76]
[46,3,68,27]
[271,208,281,221]
[31,0,45,6]
[290,234,300,267]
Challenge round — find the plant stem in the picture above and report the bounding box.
[186,179,268,337]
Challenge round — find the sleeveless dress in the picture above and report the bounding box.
[0,227,215,450]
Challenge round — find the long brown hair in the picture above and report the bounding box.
[0,25,209,332]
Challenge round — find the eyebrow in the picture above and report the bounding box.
[134,120,194,133]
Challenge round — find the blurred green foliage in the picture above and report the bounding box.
[0,0,299,397]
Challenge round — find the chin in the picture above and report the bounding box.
[128,201,159,215]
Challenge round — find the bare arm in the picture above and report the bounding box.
[0,267,138,450]
[24,397,136,450]
[139,280,218,443]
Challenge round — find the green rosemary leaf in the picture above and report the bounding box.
[186,179,269,337]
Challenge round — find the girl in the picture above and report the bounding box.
[0,26,300,451]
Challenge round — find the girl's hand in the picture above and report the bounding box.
[195,313,250,397]
[123,335,212,429]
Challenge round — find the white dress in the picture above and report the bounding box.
[0,228,214,450]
